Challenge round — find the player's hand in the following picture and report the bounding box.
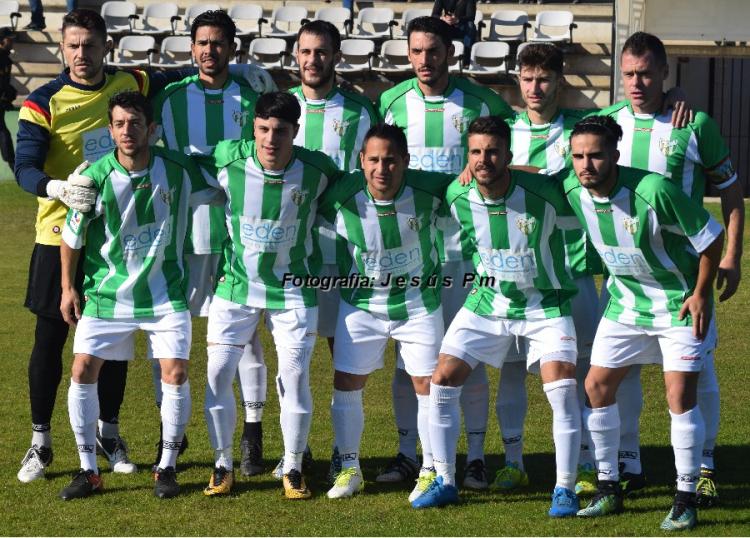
[678,292,712,340]
[458,164,472,185]
[47,162,96,212]
[244,64,278,94]
[717,254,741,302]
[60,287,81,327]
[663,87,694,128]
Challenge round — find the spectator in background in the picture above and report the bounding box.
[0,27,15,169]
[431,0,477,65]
[24,0,77,31]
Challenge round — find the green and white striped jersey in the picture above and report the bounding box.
[62,147,219,319]
[562,166,723,327]
[289,85,379,265]
[317,169,453,320]
[379,77,514,262]
[600,101,737,203]
[508,108,599,278]
[289,85,379,172]
[446,170,578,320]
[197,140,340,309]
[153,74,259,255]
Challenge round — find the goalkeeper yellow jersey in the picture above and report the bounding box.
[18,67,150,246]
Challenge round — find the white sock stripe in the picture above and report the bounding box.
[542,377,577,392]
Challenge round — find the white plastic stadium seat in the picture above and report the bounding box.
[530,10,577,44]
[231,37,244,64]
[229,4,264,38]
[395,8,431,39]
[335,38,375,75]
[263,6,309,39]
[479,10,530,42]
[373,39,408,74]
[247,37,289,71]
[101,1,138,35]
[175,4,221,35]
[110,35,156,68]
[314,7,353,38]
[132,3,180,35]
[349,7,397,41]
[464,41,510,76]
[153,35,192,67]
[448,40,464,73]
[0,1,21,31]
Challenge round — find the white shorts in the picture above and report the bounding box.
[590,317,716,373]
[441,307,578,372]
[73,311,192,361]
[441,259,474,324]
[207,295,317,348]
[505,276,599,364]
[334,300,443,377]
[186,253,221,317]
[317,263,340,338]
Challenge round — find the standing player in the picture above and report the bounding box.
[152,9,270,478]
[283,19,379,480]
[566,116,724,531]
[197,92,339,499]
[320,124,452,502]
[601,32,744,502]
[58,91,221,500]
[414,116,582,518]
[378,16,514,491]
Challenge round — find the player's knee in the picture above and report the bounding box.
[584,374,612,407]
[431,354,469,387]
[71,354,101,384]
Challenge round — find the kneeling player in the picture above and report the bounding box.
[319,124,454,502]
[415,116,582,517]
[57,92,220,500]
[565,117,724,531]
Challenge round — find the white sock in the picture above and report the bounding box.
[331,389,363,470]
[496,360,527,469]
[151,359,163,407]
[237,333,267,422]
[697,359,720,470]
[98,419,119,440]
[576,357,595,469]
[585,404,620,482]
[204,345,243,450]
[215,448,233,470]
[392,367,418,462]
[277,345,314,474]
[68,380,99,472]
[671,406,705,494]
[159,381,191,470]
[616,365,643,474]
[544,378,581,491]
[31,426,51,448]
[429,383,461,486]
[416,393,433,469]
[461,364,489,463]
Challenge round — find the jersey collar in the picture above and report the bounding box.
[60,67,108,92]
[471,171,516,204]
[251,141,297,176]
[411,75,456,100]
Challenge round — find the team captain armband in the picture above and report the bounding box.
[705,155,737,189]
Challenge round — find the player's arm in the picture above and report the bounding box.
[679,229,724,340]
[59,207,91,327]
[715,179,744,301]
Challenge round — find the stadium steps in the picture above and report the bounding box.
[9,2,615,108]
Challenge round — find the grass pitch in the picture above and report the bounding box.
[0,182,748,536]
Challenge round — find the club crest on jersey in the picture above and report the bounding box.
[622,216,639,234]
[515,215,537,235]
[332,119,350,137]
[160,186,176,206]
[451,113,471,134]
[407,217,421,231]
[658,138,678,157]
[232,110,250,127]
[554,138,570,157]
[290,187,307,207]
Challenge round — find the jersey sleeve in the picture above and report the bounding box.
[145,67,195,98]
[410,170,455,198]
[692,112,737,190]
[186,158,224,206]
[650,179,723,253]
[485,89,514,121]
[61,208,91,249]
[15,91,54,196]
